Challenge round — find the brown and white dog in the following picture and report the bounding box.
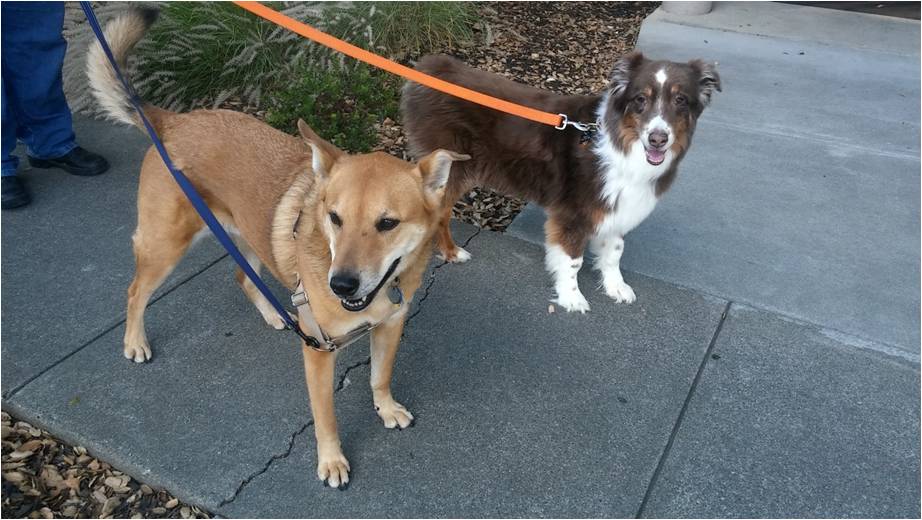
[87,8,468,488]
[402,53,720,312]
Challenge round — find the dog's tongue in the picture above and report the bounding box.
[646,148,666,165]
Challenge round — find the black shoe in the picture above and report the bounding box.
[28,146,110,176]
[2,176,31,210]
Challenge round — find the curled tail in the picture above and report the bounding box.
[85,6,161,128]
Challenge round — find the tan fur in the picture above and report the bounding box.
[88,8,468,488]
[85,6,157,127]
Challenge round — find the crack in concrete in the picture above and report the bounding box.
[334,357,371,392]
[407,227,482,324]
[217,227,482,509]
[217,357,373,508]
[217,356,372,508]
[216,228,483,509]
[217,419,313,508]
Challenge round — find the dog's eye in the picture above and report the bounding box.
[376,218,400,232]
[633,95,647,113]
[329,212,342,227]
[675,94,688,106]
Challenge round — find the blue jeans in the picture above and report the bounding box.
[1,1,76,178]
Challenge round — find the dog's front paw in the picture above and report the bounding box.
[375,399,415,429]
[604,280,636,304]
[261,309,294,331]
[265,313,287,330]
[553,290,591,313]
[123,340,152,363]
[438,246,472,264]
[317,451,351,489]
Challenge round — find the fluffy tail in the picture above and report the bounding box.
[85,6,160,128]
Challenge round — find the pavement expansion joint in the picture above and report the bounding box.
[635,300,732,518]
[4,253,230,399]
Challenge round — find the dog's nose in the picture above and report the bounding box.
[648,130,668,149]
[330,273,360,297]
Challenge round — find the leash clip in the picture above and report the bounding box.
[555,113,599,132]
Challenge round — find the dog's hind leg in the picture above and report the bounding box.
[435,178,472,263]
[124,164,202,363]
[369,314,414,429]
[234,242,290,330]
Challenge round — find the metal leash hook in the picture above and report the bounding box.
[555,113,600,132]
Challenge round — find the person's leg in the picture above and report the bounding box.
[1,1,108,177]
[1,78,30,209]
[1,1,75,159]
[2,79,19,178]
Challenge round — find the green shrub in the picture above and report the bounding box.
[266,62,399,152]
[128,2,477,113]
[346,2,477,57]
[133,2,317,111]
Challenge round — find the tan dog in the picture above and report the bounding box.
[87,8,468,488]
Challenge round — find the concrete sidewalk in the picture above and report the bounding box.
[510,1,921,354]
[2,2,919,518]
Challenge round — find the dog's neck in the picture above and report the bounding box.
[587,91,676,208]
[270,171,317,288]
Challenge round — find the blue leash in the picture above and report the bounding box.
[79,2,318,348]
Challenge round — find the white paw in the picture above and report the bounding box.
[437,247,472,263]
[553,289,591,313]
[375,400,415,429]
[604,280,636,304]
[317,452,351,489]
[123,341,151,363]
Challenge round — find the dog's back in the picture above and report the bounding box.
[85,7,311,261]
[402,55,600,207]
[403,55,562,155]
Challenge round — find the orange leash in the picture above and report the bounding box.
[233,1,587,130]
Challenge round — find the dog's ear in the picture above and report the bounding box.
[689,59,721,107]
[298,119,342,178]
[416,149,470,201]
[610,51,646,98]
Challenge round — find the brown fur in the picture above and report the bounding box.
[88,7,468,488]
[401,53,720,263]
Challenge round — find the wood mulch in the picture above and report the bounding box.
[1,412,209,519]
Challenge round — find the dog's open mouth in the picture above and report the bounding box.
[341,294,372,312]
[645,147,666,166]
[339,257,401,312]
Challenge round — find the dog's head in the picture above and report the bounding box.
[605,52,721,167]
[298,120,469,311]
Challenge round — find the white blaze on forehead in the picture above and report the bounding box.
[655,68,667,86]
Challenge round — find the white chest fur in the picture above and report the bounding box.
[584,98,673,307]
[592,133,669,239]
[595,179,659,238]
